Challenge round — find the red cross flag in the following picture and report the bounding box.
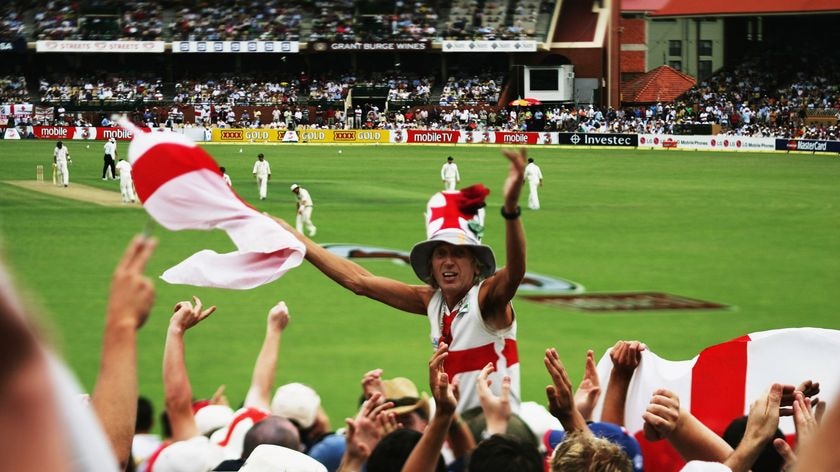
[592,328,840,472]
[123,121,305,289]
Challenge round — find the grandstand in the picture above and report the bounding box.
[0,0,838,139]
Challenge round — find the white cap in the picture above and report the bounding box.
[679,461,733,472]
[290,184,300,192]
[153,436,224,472]
[271,383,320,428]
[194,404,234,436]
[240,444,327,472]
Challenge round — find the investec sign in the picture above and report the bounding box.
[559,133,638,147]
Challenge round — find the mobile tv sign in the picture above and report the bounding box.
[775,139,840,153]
[559,133,638,147]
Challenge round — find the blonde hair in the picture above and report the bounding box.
[550,432,633,472]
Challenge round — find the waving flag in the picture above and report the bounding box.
[123,122,305,289]
[592,328,840,472]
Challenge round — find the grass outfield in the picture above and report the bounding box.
[1,139,839,428]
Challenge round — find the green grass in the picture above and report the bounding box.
[1,140,839,429]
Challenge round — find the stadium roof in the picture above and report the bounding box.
[650,0,840,17]
[621,65,696,104]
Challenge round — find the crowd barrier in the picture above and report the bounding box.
[2,126,838,154]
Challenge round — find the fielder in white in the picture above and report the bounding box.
[252,153,271,200]
[290,184,317,236]
[523,157,543,210]
[115,158,136,203]
[440,156,460,190]
[53,141,70,187]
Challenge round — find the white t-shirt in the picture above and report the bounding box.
[104,141,116,156]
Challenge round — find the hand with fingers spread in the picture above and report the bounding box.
[725,383,784,472]
[341,392,394,469]
[573,349,601,421]
[544,348,587,432]
[477,362,511,436]
[430,342,457,417]
[169,296,216,335]
[642,389,682,442]
[779,380,820,412]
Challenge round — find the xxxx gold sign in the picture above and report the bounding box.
[298,129,390,143]
[212,128,281,142]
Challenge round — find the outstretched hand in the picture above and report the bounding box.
[430,342,457,417]
[501,148,527,208]
[477,362,511,435]
[169,296,216,334]
[574,349,601,421]
[106,235,157,330]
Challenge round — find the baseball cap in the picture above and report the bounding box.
[271,383,321,429]
[240,444,327,472]
[290,184,300,192]
[152,436,224,472]
[381,377,430,418]
[544,422,643,472]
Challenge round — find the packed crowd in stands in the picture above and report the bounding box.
[0,75,30,103]
[438,72,503,106]
[0,2,25,40]
[170,1,303,42]
[173,75,300,106]
[9,0,554,42]
[39,75,166,104]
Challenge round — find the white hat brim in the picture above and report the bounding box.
[409,235,495,284]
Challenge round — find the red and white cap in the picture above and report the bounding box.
[409,184,495,284]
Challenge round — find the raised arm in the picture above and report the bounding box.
[602,340,646,425]
[163,296,216,441]
[91,235,157,469]
[544,348,589,433]
[480,148,527,329]
[724,383,783,472]
[402,342,458,472]
[642,389,733,463]
[270,215,432,314]
[244,301,290,410]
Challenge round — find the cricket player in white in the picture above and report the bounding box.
[440,156,460,190]
[291,184,317,236]
[115,158,136,203]
[252,153,271,200]
[523,157,543,210]
[53,141,70,187]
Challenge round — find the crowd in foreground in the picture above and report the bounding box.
[2,146,840,472]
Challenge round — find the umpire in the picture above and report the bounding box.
[103,137,117,180]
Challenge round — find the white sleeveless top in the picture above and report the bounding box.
[426,281,521,413]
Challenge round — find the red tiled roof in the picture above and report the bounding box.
[651,0,840,17]
[621,65,696,104]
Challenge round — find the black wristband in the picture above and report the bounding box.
[500,206,521,220]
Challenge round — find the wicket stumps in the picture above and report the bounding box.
[35,165,44,182]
